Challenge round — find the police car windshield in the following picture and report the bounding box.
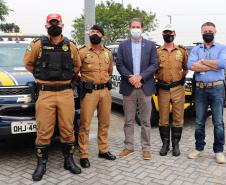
[0,43,27,67]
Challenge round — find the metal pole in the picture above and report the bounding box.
[167,15,172,24]
[84,0,96,44]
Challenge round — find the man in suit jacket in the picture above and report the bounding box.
[116,18,158,160]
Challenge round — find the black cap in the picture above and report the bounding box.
[91,25,104,36]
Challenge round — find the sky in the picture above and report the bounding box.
[3,0,226,45]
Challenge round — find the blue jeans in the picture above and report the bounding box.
[195,84,225,153]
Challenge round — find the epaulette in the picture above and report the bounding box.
[155,43,161,49]
[178,45,186,50]
[69,39,77,46]
[32,38,40,43]
[79,45,86,50]
[104,45,111,52]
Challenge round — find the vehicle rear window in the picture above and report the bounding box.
[0,43,28,67]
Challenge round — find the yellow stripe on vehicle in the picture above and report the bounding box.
[0,70,15,86]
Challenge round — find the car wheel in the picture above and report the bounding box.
[151,98,159,127]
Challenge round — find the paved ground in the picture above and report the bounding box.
[0,105,226,185]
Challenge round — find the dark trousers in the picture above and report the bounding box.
[195,85,225,153]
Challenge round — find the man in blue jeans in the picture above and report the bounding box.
[187,22,226,164]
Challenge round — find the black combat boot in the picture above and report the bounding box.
[171,127,182,156]
[159,125,170,156]
[62,143,81,174]
[32,145,48,181]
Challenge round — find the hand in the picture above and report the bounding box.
[128,75,135,85]
[200,59,205,64]
[134,82,142,88]
[200,59,218,71]
[129,75,142,85]
[192,62,213,72]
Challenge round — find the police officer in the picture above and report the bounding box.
[24,13,81,181]
[157,24,188,156]
[78,25,116,168]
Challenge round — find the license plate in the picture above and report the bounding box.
[11,121,37,134]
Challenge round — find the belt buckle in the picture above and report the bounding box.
[213,81,218,86]
[94,85,98,90]
[207,82,212,88]
[41,84,45,91]
[200,83,204,88]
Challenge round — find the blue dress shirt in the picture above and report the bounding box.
[187,42,226,82]
[131,39,142,75]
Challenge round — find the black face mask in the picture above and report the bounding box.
[163,34,174,43]
[89,34,102,44]
[202,33,214,43]
[47,26,62,37]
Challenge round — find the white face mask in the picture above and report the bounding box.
[130,28,142,38]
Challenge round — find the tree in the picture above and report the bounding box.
[0,23,20,33]
[0,0,11,22]
[0,1,19,33]
[72,0,157,45]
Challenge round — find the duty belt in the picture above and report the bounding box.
[37,83,72,91]
[196,80,224,88]
[157,80,182,90]
[92,83,108,90]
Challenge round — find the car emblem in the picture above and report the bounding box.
[17,95,32,103]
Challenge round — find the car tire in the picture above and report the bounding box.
[151,98,159,127]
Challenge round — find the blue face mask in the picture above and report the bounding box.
[130,28,142,38]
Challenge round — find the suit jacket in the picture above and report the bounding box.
[116,38,159,96]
